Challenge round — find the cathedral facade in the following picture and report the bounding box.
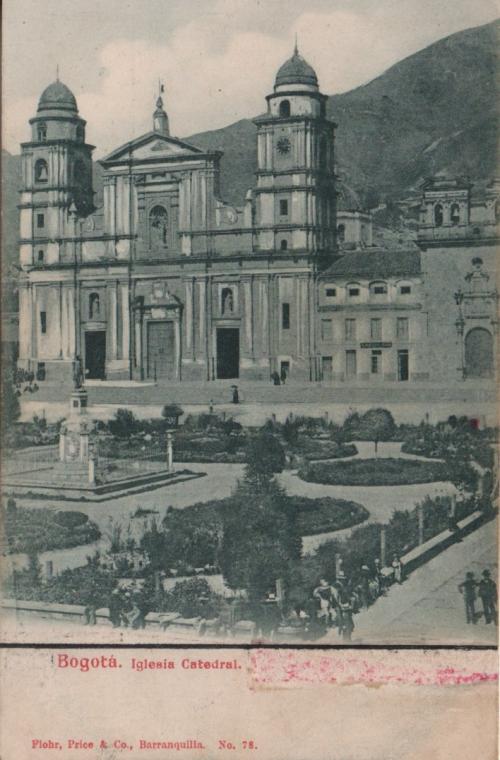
[17,51,498,387]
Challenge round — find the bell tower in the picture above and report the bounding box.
[19,78,94,269]
[253,44,336,261]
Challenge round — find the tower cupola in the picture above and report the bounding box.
[275,43,319,91]
[153,92,169,136]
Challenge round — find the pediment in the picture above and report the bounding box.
[101,132,204,165]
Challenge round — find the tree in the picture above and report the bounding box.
[219,465,302,600]
[359,408,396,454]
[1,354,20,431]
[245,433,285,485]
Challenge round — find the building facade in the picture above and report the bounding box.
[18,49,337,384]
[17,54,499,387]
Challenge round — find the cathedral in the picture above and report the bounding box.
[17,48,498,386]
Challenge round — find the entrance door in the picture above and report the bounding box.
[465,328,493,378]
[398,349,409,381]
[346,350,357,378]
[217,328,239,379]
[321,356,333,382]
[147,322,175,380]
[85,331,106,379]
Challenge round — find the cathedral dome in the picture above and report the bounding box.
[38,81,78,113]
[275,49,318,88]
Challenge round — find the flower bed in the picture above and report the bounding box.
[298,457,449,486]
[3,502,101,554]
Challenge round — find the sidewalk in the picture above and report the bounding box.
[338,516,498,646]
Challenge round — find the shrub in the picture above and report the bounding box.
[164,577,222,618]
[108,408,138,438]
[245,433,286,480]
[53,510,89,529]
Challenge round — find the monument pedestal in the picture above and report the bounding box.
[58,387,98,484]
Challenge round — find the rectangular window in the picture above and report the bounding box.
[346,350,357,377]
[396,317,409,339]
[279,199,288,216]
[282,302,290,330]
[348,287,360,297]
[370,318,382,340]
[400,285,411,295]
[371,349,382,374]
[325,287,336,297]
[40,311,47,334]
[373,284,387,295]
[37,213,45,229]
[345,318,356,340]
[321,319,332,341]
[398,349,409,381]
[37,250,44,263]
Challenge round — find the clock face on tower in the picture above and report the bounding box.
[276,137,291,155]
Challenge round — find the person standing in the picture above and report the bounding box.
[280,366,287,385]
[108,588,122,628]
[478,569,497,625]
[458,572,478,624]
[392,555,403,584]
[313,578,336,627]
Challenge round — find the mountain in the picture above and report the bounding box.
[2,19,498,285]
[188,19,498,206]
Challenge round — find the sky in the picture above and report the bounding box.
[3,0,498,156]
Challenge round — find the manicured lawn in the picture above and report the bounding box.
[298,457,449,486]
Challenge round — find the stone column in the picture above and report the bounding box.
[417,504,425,544]
[166,432,174,472]
[88,455,96,486]
[59,430,66,462]
[380,526,387,567]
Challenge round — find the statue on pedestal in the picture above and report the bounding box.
[73,355,84,389]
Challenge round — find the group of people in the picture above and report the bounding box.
[14,368,40,396]
[458,569,497,625]
[270,367,288,386]
[83,587,149,630]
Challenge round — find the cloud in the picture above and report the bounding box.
[2,1,498,156]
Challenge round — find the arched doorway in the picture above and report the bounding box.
[465,328,494,378]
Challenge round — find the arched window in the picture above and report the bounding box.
[149,205,168,248]
[221,288,234,315]
[434,203,443,227]
[37,250,44,264]
[34,159,48,183]
[37,123,47,142]
[337,224,345,242]
[450,203,460,225]
[370,281,388,296]
[89,293,100,319]
[280,239,288,250]
[279,100,290,117]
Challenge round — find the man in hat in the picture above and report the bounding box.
[478,569,497,625]
[458,572,478,624]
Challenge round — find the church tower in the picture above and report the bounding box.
[254,44,337,261]
[19,78,94,269]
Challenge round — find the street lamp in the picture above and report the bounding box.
[453,288,466,379]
